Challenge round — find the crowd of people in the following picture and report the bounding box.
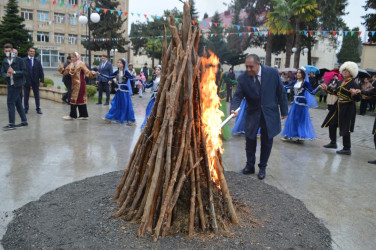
[2,43,375,178]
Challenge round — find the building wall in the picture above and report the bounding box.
[0,0,129,68]
[360,44,376,69]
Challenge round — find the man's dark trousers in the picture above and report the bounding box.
[98,82,110,104]
[245,113,273,169]
[24,82,40,111]
[7,85,27,124]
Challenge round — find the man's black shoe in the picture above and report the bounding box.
[241,166,255,175]
[368,160,376,164]
[15,122,28,128]
[96,102,102,105]
[323,143,337,149]
[103,103,109,106]
[3,124,16,131]
[37,110,43,114]
[257,168,266,180]
[336,149,351,155]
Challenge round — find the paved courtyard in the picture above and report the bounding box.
[0,75,376,249]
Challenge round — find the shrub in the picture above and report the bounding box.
[57,85,61,89]
[0,77,6,85]
[43,77,54,87]
[93,59,100,66]
[86,85,97,98]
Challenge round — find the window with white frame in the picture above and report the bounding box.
[37,32,49,42]
[54,33,65,44]
[28,32,33,42]
[55,0,64,4]
[274,58,281,68]
[68,34,77,44]
[54,13,65,24]
[37,11,49,22]
[21,9,33,20]
[260,57,265,65]
[59,53,65,63]
[68,15,77,25]
[69,0,78,5]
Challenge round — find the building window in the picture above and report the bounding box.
[274,58,281,68]
[39,50,59,68]
[69,0,78,5]
[81,56,88,63]
[21,9,33,20]
[59,53,65,63]
[55,0,64,3]
[68,15,77,25]
[37,32,49,42]
[54,33,65,44]
[37,11,49,22]
[68,34,77,45]
[260,57,265,65]
[54,13,65,24]
[28,32,33,42]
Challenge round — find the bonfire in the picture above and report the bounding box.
[113,1,238,241]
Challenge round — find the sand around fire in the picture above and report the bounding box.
[2,171,331,249]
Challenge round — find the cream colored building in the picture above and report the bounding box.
[0,0,129,68]
[360,42,376,69]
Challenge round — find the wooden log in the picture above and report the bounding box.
[215,155,239,224]
[138,125,167,237]
[200,127,218,233]
[188,151,197,237]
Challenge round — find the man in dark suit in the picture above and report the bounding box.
[96,55,113,105]
[1,43,28,130]
[230,54,288,180]
[61,55,72,104]
[23,47,44,114]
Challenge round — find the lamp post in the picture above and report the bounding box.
[79,3,100,69]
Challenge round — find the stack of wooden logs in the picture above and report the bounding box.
[113,1,238,241]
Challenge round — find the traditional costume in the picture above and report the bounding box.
[322,61,361,154]
[100,58,136,125]
[141,65,161,129]
[360,87,376,164]
[58,52,95,119]
[281,68,319,140]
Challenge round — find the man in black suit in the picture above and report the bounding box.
[23,47,44,114]
[1,43,28,130]
[61,55,72,104]
[96,55,113,105]
[231,54,288,180]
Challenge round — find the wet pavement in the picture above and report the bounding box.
[1,81,376,249]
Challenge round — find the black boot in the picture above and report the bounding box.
[368,160,376,164]
[323,143,337,149]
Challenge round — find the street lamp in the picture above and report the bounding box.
[79,4,100,69]
[292,47,297,53]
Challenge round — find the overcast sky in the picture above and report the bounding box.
[128,0,373,40]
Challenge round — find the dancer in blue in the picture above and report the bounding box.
[141,65,161,129]
[100,58,136,125]
[281,67,319,141]
[232,99,247,134]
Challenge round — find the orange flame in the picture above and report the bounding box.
[200,51,224,187]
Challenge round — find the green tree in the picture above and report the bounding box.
[82,0,128,60]
[204,12,228,63]
[337,27,361,63]
[363,0,376,42]
[266,0,321,68]
[224,1,248,67]
[129,8,183,67]
[0,0,33,58]
[190,0,199,20]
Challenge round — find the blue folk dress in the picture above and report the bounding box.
[100,69,136,124]
[281,80,319,140]
[141,76,160,129]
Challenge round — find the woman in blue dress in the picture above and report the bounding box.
[141,65,161,129]
[100,58,136,125]
[281,67,319,141]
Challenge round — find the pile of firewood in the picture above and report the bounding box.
[113,1,238,241]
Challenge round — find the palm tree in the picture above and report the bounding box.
[266,0,321,68]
